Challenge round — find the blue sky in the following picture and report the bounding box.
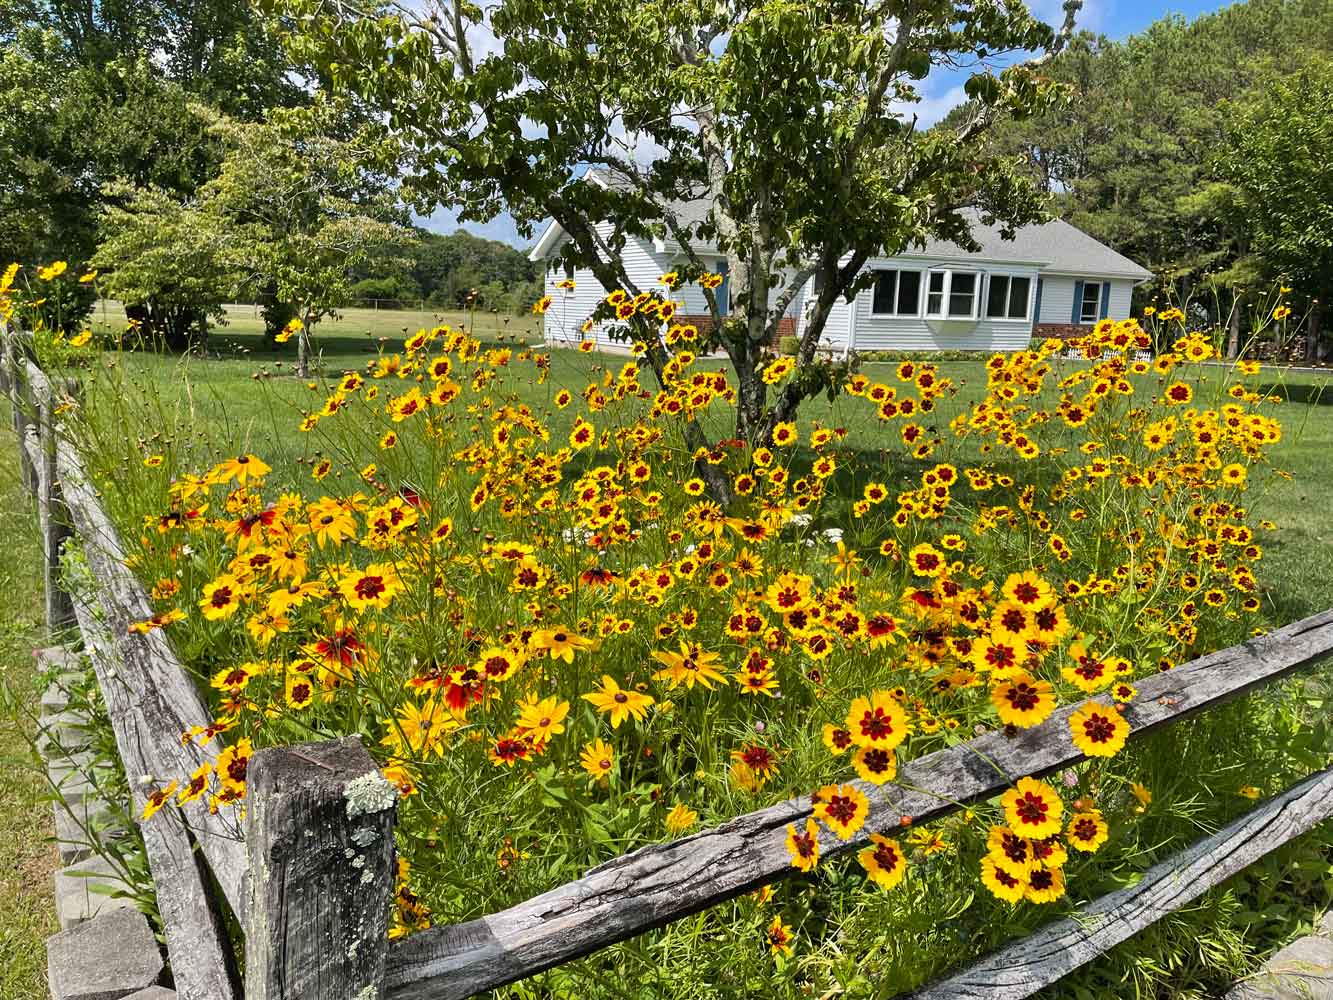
[420,0,1235,249]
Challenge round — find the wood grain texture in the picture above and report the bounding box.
[245,737,397,1000]
[71,585,242,1000]
[910,765,1333,1000]
[385,609,1333,1000]
[36,374,76,632]
[54,435,250,916]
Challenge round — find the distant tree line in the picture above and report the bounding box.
[970,0,1333,359]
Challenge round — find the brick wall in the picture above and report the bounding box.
[1033,323,1092,340]
[677,315,797,345]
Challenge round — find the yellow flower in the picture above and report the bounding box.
[1000,777,1063,840]
[651,641,727,690]
[1066,809,1109,852]
[765,915,794,956]
[142,781,179,820]
[785,818,820,872]
[858,834,907,890]
[813,783,869,840]
[1131,781,1153,810]
[664,803,698,834]
[516,695,570,743]
[36,260,68,280]
[581,675,654,728]
[844,690,909,750]
[68,329,92,348]
[1068,702,1129,758]
[337,563,403,611]
[529,626,594,664]
[1238,785,1262,800]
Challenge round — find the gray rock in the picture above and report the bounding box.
[38,710,94,754]
[54,854,135,930]
[122,989,176,1000]
[46,908,164,1000]
[53,798,127,865]
[1227,936,1333,1000]
[1319,911,1333,939]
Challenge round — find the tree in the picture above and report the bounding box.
[1218,63,1333,361]
[199,102,413,375]
[267,0,1080,493]
[90,183,236,349]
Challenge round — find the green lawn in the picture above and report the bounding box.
[0,402,58,1000]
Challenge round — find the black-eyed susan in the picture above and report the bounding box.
[580,739,615,783]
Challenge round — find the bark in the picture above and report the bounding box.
[1226,292,1242,359]
[1305,301,1324,363]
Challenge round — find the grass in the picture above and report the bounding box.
[14,314,1333,997]
[0,401,58,1000]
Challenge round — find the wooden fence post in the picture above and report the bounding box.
[38,376,77,633]
[3,332,38,495]
[245,736,397,1000]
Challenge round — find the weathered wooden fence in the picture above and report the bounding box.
[4,323,1332,1000]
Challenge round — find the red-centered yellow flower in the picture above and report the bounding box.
[990,673,1057,728]
[1001,570,1053,608]
[1066,810,1109,853]
[579,739,615,783]
[763,571,814,613]
[199,575,243,620]
[765,915,794,956]
[142,781,179,820]
[845,690,909,750]
[285,672,316,709]
[1069,702,1130,757]
[338,562,403,611]
[216,738,253,793]
[980,855,1027,903]
[1000,776,1063,840]
[529,626,594,663]
[986,825,1036,877]
[907,542,946,577]
[176,763,211,806]
[822,724,854,756]
[1024,866,1065,904]
[516,695,570,743]
[731,744,779,787]
[785,818,821,872]
[858,834,907,890]
[651,641,727,690]
[475,647,523,684]
[852,746,897,785]
[813,783,869,840]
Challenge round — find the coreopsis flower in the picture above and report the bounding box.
[1000,777,1063,840]
[338,563,403,611]
[785,818,821,872]
[730,744,779,786]
[129,608,186,634]
[199,575,243,620]
[531,295,553,314]
[1066,810,1109,852]
[1001,570,1053,608]
[986,826,1035,877]
[980,856,1027,903]
[36,260,67,280]
[664,803,698,834]
[579,739,615,783]
[1024,866,1065,904]
[858,834,907,890]
[215,738,252,794]
[990,673,1056,728]
[813,783,869,840]
[176,763,211,806]
[581,675,654,728]
[1069,702,1129,757]
[765,915,794,956]
[907,542,946,577]
[142,781,179,820]
[822,724,854,756]
[852,746,897,785]
[845,690,909,750]
[385,699,456,758]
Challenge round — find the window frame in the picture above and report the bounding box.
[867,267,923,318]
[1078,280,1102,324]
[924,268,981,321]
[984,273,1035,323]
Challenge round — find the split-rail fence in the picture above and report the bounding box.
[3,324,1331,1000]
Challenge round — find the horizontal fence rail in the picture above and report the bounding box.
[911,765,1333,999]
[384,609,1333,1000]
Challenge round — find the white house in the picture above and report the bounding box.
[529,201,1152,354]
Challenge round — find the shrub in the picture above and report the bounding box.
[778,335,799,356]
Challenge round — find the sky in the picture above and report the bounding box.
[419,0,1236,249]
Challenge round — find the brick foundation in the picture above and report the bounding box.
[1034,323,1094,339]
[677,314,796,345]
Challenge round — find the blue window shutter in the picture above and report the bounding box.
[1099,281,1111,320]
[717,260,730,317]
[1033,278,1043,327]
[1071,280,1084,324]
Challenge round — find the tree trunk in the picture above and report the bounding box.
[1305,301,1323,364]
[297,314,313,378]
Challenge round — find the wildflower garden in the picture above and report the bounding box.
[4,252,1332,999]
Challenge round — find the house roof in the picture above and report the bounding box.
[899,208,1153,281]
[530,178,1153,282]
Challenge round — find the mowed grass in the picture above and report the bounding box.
[0,402,58,1000]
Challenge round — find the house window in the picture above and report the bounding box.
[925,270,979,320]
[986,275,1032,320]
[1079,280,1102,323]
[870,269,921,316]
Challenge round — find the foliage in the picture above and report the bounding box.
[1216,63,1333,358]
[264,0,1080,464]
[90,184,236,350]
[195,101,413,373]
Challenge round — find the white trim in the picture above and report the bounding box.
[924,268,981,321]
[1077,279,1103,324]
[529,219,565,261]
